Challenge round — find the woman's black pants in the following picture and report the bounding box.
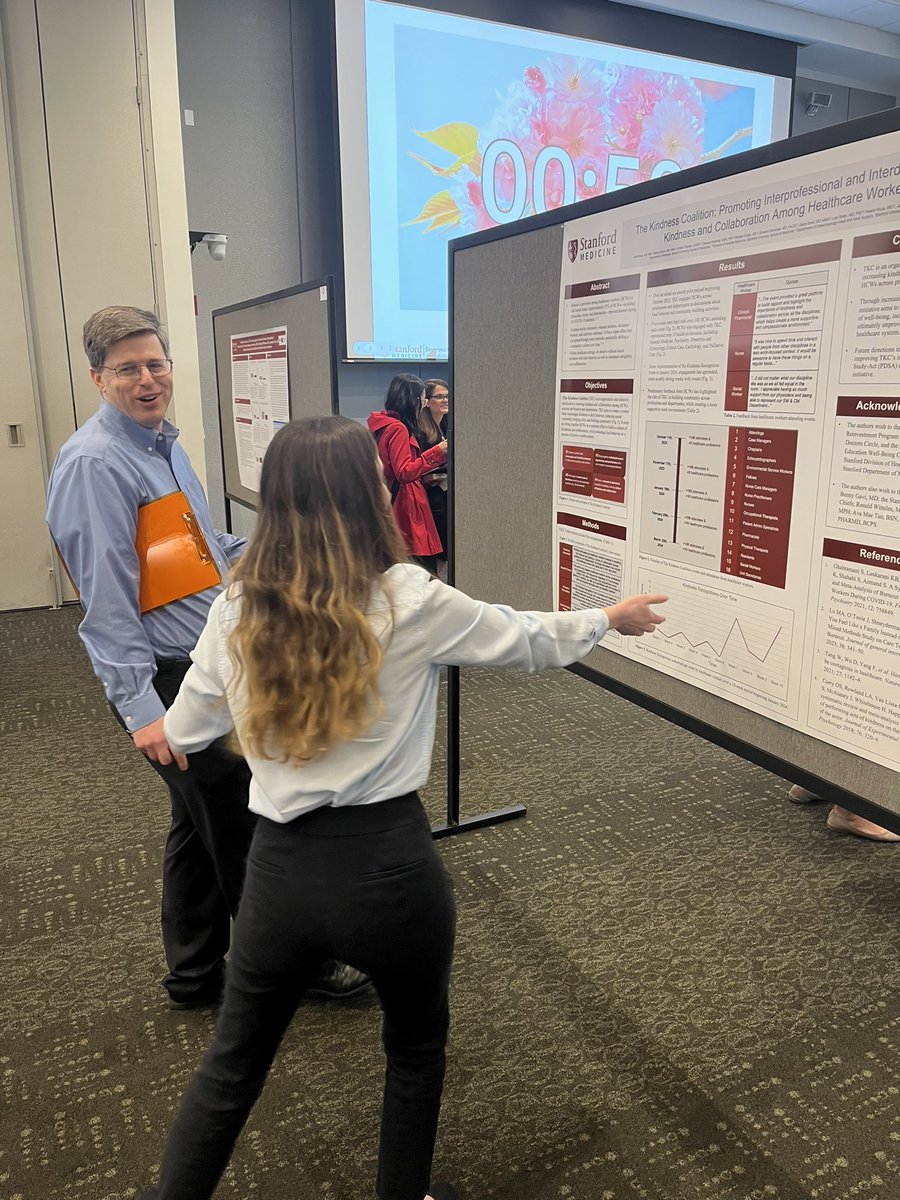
[149,792,456,1200]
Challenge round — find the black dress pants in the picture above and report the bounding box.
[117,657,256,1003]
[148,793,456,1200]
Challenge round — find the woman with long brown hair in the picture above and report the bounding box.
[369,372,446,573]
[141,415,666,1200]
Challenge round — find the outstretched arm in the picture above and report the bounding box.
[420,579,666,671]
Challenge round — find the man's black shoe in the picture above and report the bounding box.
[428,1184,460,1200]
[306,961,372,1000]
[167,992,222,1011]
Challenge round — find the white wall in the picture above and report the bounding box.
[0,19,54,609]
[0,0,204,610]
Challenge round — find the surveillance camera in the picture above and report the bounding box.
[203,233,227,261]
[806,91,832,117]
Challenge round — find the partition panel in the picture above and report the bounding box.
[453,227,562,610]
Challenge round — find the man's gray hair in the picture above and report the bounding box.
[82,306,170,370]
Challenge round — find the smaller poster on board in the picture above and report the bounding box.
[230,327,290,492]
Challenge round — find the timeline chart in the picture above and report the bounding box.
[640,423,727,569]
[725,271,829,414]
[720,427,797,587]
[634,570,794,712]
[842,229,900,384]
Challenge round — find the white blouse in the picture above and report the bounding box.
[163,563,610,823]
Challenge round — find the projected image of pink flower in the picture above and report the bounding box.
[640,98,703,171]
[405,57,750,237]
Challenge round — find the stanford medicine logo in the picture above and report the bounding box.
[568,238,579,263]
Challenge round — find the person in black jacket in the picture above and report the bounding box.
[417,379,450,573]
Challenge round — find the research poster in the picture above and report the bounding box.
[230,327,290,492]
[553,131,900,772]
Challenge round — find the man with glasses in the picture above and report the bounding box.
[47,306,367,1008]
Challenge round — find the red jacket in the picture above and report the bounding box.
[367,411,447,557]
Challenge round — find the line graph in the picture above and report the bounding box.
[657,615,783,664]
[635,570,793,705]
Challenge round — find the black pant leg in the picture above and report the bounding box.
[151,943,309,1198]
[112,658,255,1001]
[317,800,457,1200]
[148,819,323,1199]
[341,834,455,1200]
[146,750,253,1000]
[149,745,254,917]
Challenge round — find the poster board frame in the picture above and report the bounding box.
[212,278,339,520]
[446,108,900,836]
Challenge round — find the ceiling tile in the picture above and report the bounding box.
[838,1,900,27]
[795,0,875,19]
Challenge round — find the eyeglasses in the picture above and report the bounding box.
[99,358,173,381]
[430,393,450,401]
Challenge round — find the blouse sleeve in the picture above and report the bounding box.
[418,577,609,670]
[163,594,236,753]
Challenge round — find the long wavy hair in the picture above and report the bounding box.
[229,416,408,764]
[385,373,425,437]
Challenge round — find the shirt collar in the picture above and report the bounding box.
[98,399,180,457]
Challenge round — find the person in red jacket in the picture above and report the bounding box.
[368,374,448,572]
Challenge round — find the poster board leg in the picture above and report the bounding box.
[432,806,527,838]
[434,664,528,838]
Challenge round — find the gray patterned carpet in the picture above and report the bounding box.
[1,605,898,1200]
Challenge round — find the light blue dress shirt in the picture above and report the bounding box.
[46,401,246,732]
